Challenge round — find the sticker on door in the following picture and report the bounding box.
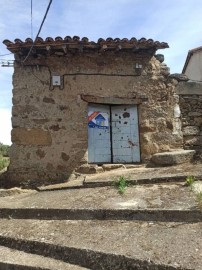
[88,111,109,129]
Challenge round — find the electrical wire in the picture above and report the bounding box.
[0,59,14,60]
[31,0,33,39]
[0,53,13,57]
[22,0,53,63]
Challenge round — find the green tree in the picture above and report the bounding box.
[0,143,10,157]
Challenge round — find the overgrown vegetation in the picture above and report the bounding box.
[0,143,10,157]
[114,176,129,194]
[0,158,10,171]
[0,143,10,171]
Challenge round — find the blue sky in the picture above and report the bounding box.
[0,0,202,145]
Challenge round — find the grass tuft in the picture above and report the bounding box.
[114,176,129,195]
[185,175,196,186]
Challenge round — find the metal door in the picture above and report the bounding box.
[88,104,111,163]
[111,105,140,163]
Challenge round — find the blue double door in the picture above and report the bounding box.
[88,104,140,164]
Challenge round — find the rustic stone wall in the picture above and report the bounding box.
[177,82,202,158]
[7,51,183,186]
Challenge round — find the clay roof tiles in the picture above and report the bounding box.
[3,36,169,55]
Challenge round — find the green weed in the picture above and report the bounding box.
[185,175,195,186]
[114,176,129,195]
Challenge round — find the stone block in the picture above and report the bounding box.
[43,97,55,104]
[182,126,200,136]
[139,120,156,132]
[76,164,98,174]
[141,142,159,158]
[176,81,202,95]
[184,136,202,146]
[12,105,37,116]
[102,164,125,171]
[188,112,201,117]
[12,128,52,146]
[151,150,195,166]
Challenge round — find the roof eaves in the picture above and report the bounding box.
[3,36,169,55]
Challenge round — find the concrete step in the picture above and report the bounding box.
[0,184,201,222]
[0,219,201,270]
[0,245,89,270]
[37,163,202,191]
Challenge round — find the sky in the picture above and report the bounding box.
[0,0,202,145]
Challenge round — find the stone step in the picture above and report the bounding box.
[76,163,144,174]
[37,174,188,191]
[0,245,88,270]
[151,150,195,166]
[0,184,201,222]
[36,163,202,191]
[0,219,201,270]
[0,208,201,222]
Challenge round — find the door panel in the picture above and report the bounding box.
[88,104,111,163]
[111,105,140,163]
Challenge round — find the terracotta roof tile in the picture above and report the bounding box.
[3,36,169,55]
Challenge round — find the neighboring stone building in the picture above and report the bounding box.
[177,81,202,158]
[3,36,183,187]
[182,46,202,81]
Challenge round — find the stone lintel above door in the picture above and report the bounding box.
[80,94,148,105]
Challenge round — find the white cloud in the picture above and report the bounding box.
[0,108,11,145]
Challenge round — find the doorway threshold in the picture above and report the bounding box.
[76,163,144,174]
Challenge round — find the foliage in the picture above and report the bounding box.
[0,157,10,171]
[185,175,195,186]
[114,176,129,195]
[0,143,10,157]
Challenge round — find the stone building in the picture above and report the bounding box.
[177,81,202,158]
[3,36,183,187]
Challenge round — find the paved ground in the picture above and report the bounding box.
[0,245,88,270]
[0,163,201,269]
[0,219,201,269]
[0,184,198,211]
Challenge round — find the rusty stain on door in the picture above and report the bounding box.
[88,104,140,163]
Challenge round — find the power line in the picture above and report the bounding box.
[0,53,13,57]
[31,0,33,39]
[0,59,14,61]
[22,0,53,63]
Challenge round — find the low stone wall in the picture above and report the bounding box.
[177,82,202,158]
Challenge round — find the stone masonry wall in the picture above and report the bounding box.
[177,82,202,158]
[7,51,183,187]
